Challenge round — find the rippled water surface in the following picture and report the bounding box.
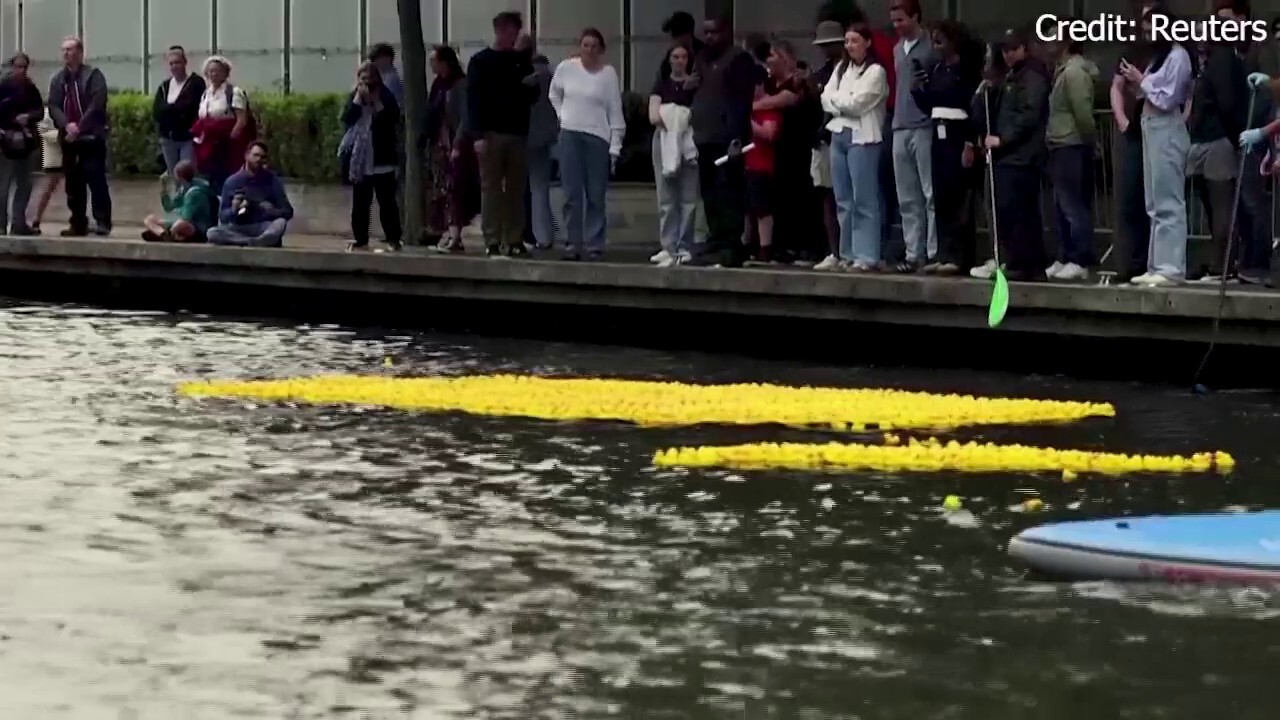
[4,301,1280,719]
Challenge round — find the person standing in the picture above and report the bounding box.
[1044,29,1099,281]
[424,45,480,253]
[1109,2,1156,283]
[151,46,205,177]
[0,53,42,236]
[1224,0,1280,284]
[549,29,625,261]
[341,62,402,252]
[466,11,537,258]
[982,28,1050,282]
[1119,8,1193,287]
[689,16,756,268]
[525,53,560,251]
[30,107,61,234]
[47,36,110,237]
[888,0,937,273]
[756,40,823,264]
[657,11,705,83]
[912,20,982,276]
[745,76,782,263]
[367,43,403,106]
[822,24,889,272]
[649,43,699,266]
[191,56,254,195]
[1186,28,1246,282]
[811,20,848,271]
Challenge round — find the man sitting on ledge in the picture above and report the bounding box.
[142,160,215,242]
[207,140,293,247]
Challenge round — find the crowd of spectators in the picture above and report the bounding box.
[0,3,1277,289]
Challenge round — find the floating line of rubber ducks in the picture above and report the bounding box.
[177,373,1232,478]
[176,374,1116,431]
[651,436,1235,475]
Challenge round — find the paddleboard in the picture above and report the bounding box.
[1008,511,1280,584]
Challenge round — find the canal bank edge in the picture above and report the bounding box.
[0,236,1278,347]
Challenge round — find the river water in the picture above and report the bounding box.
[3,300,1280,719]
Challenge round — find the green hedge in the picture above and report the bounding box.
[107,91,347,183]
[105,90,655,184]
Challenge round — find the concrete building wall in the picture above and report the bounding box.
[0,0,1226,95]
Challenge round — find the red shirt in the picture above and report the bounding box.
[746,108,780,174]
[872,31,897,111]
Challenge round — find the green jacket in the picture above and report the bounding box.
[160,178,215,233]
[1046,54,1098,147]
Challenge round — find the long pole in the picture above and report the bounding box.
[1191,87,1260,391]
[982,84,999,269]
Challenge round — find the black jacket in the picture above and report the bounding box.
[47,64,109,139]
[1188,44,1246,145]
[0,76,42,157]
[912,58,981,145]
[464,47,536,138]
[690,44,756,145]
[990,59,1049,167]
[341,85,401,168]
[152,74,206,141]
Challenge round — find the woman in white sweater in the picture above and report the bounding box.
[549,28,626,261]
[819,24,889,272]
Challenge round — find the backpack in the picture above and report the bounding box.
[224,83,259,140]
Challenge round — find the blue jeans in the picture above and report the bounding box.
[160,138,193,176]
[207,219,288,247]
[1049,144,1095,266]
[1238,145,1272,274]
[892,126,935,263]
[527,142,558,248]
[651,133,699,255]
[557,130,610,254]
[1141,112,1190,277]
[830,130,882,265]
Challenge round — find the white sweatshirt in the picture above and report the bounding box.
[821,60,888,144]
[549,58,626,157]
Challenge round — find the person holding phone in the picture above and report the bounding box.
[1109,2,1157,283]
[142,159,214,243]
[340,61,401,252]
[207,141,293,248]
[1118,7,1194,287]
[889,0,939,274]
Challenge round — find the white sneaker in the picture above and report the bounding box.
[969,260,997,279]
[1046,261,1065,279]
[1132,273,1181,287]
[650,249,671,264]
[1055,262,1088,281]
[658,250,694,268]
[814,254,841,271]
[1147,274,1182,287]
[1194,274,1238,285]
